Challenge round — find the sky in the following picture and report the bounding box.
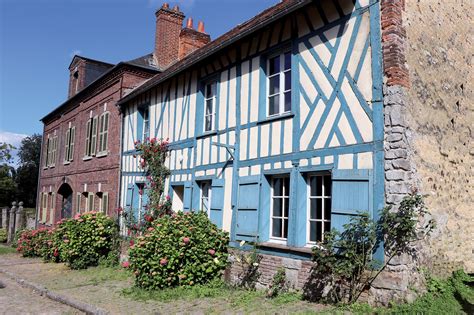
[0,0,278,150]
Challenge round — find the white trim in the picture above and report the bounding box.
[266,50,292,118]
[269,175,290,243]
[306,174,332,245]
[203,81,217,132]
[199,180,212,218]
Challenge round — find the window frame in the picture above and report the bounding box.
[266,50,292,118]
[86,192,95,212]
[64,125,75,163]
[269,175,290,243]
[306,173,332,245]
[76,192,82,213]
[203,81,217,133]
[84,116,98,157]
[97,112,110,155]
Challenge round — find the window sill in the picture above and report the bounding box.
[258,241,313,255]
[96,151,108,158]
[196,130,218,140]
[63,161,71,165]
[82,156,93,161]
[257,112,294,125]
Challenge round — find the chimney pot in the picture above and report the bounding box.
[197,21,205,33]
[162,3,169,9]
[173,5,180,11]
[186,17,194,29]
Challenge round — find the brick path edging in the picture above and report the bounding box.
[0,268,109,315]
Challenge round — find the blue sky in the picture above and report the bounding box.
[0,0,278,150]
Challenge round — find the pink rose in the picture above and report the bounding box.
[122,261,130,268]
[208,249,216,256]
[183,237,190,244]
[160,258,168,266]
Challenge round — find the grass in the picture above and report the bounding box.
[0,244,16,255]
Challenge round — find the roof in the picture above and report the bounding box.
[118,0,310,106]
[68,55,114,70]
[41,55,159,122]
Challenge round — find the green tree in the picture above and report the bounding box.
[15,134,41,207]
[0,142,17,207]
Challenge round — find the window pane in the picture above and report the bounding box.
[316,198,323,219]
[316,176,323,196]
[205,116,212,131]
[310,221,317,242]
[283,219,288,238]
[272,218,282,238]
[284,52,291,70]
[284,91,291,112]
[324,175,332,196]
[269,76,280,95]
[269,55,280,75]
[206,99,213,115]
[310,199,317,219]
[283,177,290,196]
[284,197,289,218]
[206,83,213,98]
[324,198,331,219]
[273,178,282,196]
[310,177,318,196]
[269,95,279,116]
[285,71,291,90]
[316,222,323,242]
[272,198,282,217]
[324,222,331,233]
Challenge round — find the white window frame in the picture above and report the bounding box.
[141,108,150,141]
[203,81,217,132]
[266,50,292,117]
[84,116,98,157]
[307,174,332,245]
[99,192,109,214]
[269,175,290,243]
[86,192,95,212]
[76,192,82,213]
[199,181,212,217]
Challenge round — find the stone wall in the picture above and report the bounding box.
[403,0,474,276]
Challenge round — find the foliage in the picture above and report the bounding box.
[15,134,41,207]
[128,211,229,289]
[16,212,119,269]
[57,212,119,269]
[233,240,262,290]
[266,267,289,299]
[0,142,15,163]
[0,228,7,243]
[305,194,435,304]
[16,228,51,257]
[121,138,171,234]
[0,142,16,206]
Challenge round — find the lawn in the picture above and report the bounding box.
[0,244,16,255]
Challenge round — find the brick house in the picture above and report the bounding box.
[117,0,472,304]
[37,55,158,226]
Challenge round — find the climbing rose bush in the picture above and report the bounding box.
[129,211,229,289]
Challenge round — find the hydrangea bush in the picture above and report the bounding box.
[129,211,229,289]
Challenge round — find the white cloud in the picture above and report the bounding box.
[0,131,28,148]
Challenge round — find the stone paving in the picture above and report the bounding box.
[0,249,328,314]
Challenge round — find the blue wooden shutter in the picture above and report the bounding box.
[210,178,225,228]
[235,175,261,241]
[136,110,144,142]
[331,170,370,234]
[183,181,193,212]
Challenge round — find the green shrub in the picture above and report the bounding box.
[0,228,7,243]
[59,212,119,269]
[129,211,229,289]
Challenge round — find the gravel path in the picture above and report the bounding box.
[0,273,81,315]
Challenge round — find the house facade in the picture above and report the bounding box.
[37,56,158,226]
[119,0,386,290]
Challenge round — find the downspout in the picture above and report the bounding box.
[117,77,125,231]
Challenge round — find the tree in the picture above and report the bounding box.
[0,142,17,207]
[15,134,42,207]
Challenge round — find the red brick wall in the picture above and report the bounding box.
[154,5,185,70]
[381,0,409,88]
[37,69,154,226]
[178,28,210,60]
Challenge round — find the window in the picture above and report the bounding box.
[99,192,109,214]
[85,116,98,157]
[49,192,55,225]
[98,112,109,154]
[43,134,58,167]
[139,108,150,141]
[199,181,212,216]
[86,192,95,212]
[308,174,332,243]
[41,193,48,223]
[204,81,217,132]
[267,51,291,116]
[270,176,290,241]
[64,126,76,162]
[76,193,82,213]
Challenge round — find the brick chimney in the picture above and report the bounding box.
[178,19,211,59]
[154,3,185,70]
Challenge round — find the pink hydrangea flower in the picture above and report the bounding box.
[122,261,130,268]
[160,258,168,266]
[183,237,190,244]
[208,249,216,256]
